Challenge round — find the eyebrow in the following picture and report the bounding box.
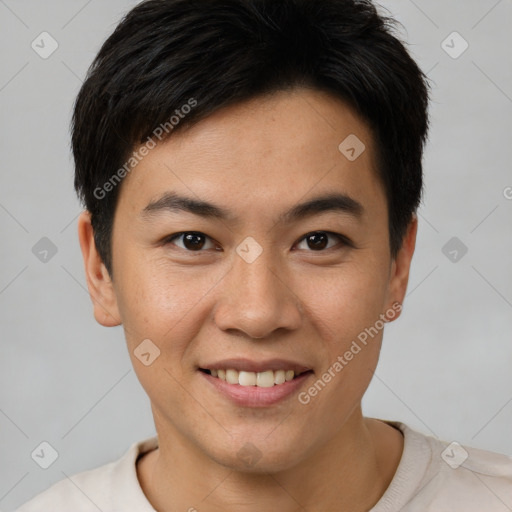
[141,191,364,224]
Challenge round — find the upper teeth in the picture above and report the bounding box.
[210,369,296,387]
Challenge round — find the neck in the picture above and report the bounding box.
[137,407,403,512]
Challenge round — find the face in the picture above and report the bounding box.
[79,88,416,473]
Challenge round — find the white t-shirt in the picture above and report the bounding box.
[16,421,512,511]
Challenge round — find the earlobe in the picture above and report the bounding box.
[77,211,121,327]
[385,215,418,322]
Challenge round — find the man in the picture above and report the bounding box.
[18,0,512,510]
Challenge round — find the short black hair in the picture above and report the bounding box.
[72,0,430,276]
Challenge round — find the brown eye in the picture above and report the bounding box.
[305,232,328,250]
[165,232,217,251]
[182,233,206,250]
[296,231,348,251]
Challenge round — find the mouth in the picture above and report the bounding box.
[198,368,314,388]
[197,357,314,406]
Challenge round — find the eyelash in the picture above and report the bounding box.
[163,231,352,253]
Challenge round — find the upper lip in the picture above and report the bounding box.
[199,358,312,374]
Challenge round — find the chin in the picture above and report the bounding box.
[209,435,308,474]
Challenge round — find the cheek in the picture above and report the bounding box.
[302,260,389,345]
[114,263,214,405]
[297,260,389,414]
[114,256,225,350]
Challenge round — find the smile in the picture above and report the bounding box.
[199,368,312,387]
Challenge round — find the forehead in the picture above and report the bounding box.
[119,88,384,221]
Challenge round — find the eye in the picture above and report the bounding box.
[163,230,351,253]
[295,231,349,251]
[164,231,219,251]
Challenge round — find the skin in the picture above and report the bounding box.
[78,87,417,511]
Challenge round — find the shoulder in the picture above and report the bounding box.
[420,428,512,510]
[16,437,158,512]
[375,421,512,512]
[16,463,114,511]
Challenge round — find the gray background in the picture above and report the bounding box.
[1,0,511,509]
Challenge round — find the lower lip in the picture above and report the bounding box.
[199,370,314,407]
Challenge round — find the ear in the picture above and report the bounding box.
[77,211,121,327]
[384,215,418,322]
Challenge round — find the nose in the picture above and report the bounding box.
[213,247,303,339]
